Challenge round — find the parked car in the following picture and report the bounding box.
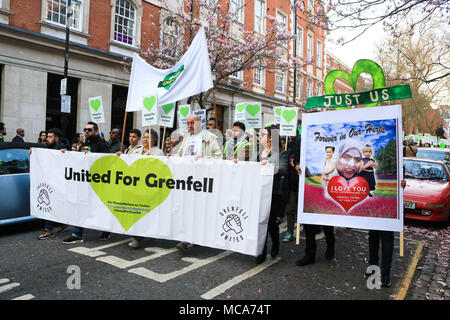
[403,157,450,222]
[416,147,450,169]
[0,142,47,225]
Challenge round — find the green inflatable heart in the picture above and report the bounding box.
[324,59,385,108]
[179,106,190,118]
[90,99,101,112]
[236,103,245,113]
[162,103,175,114]
[282,110,296,123]
[246,104,261,117]
[143,96,156,112]
[89,156,173,231]
[275,108,282,116]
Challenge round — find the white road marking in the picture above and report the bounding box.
[12,294,35,300]
[0,282,20,293]
[96,247,178,269]
[0,279,10,284]
[128,250,233,283]
[68,239,131,257]
[201,257,281,300]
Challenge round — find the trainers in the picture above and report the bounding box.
[176,242,192,253]
[283,232,295,243]
[99,232,111,241]
[128,238,141,248]
[62,235,83,244]
[55,224,68,234]
[38,229,55,240]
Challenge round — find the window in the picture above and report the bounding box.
[161,17,178,58]
[296,27,303,58]
[0,149,30,175]
[114,0,136,45]
[315,82,322,96]
[275,71,286,93]
[253,66,265,86]
[46,0,83,30]
[230,57,242,80]
[254,0,264,34]
[296,75,303,99]
[316,40,322,68]
[307,34,313,61]
[306,78,313,97]
[308,0,314,14]
[230,0,244,24]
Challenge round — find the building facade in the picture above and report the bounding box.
[0,0,326,142]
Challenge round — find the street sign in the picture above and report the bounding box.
[60,78,67,96]
[61,95,71,113]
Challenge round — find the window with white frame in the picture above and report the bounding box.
[161,17,178,58]
[316,40,322,68]
[46,0,83,31]
[230,56,242,80]
[275,71,286,93]
[254,0,264,34]
[253,66,265,86]
[113,0,136,45]
[307,34,313,61]
[315,82,322,96]
[296,26,303,57]
[296,74,303,99]
[276,11,287,46]
[306,78,313,97]
[230,0,244,24]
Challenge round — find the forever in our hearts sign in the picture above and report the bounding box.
[297,105,403,233]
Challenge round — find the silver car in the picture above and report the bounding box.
[0,142,46,225]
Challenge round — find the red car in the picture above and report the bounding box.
[403,158,450,222]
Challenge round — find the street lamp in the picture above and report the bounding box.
[64,0,73,79]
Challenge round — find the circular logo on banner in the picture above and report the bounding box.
[220,206,248,243]
[36,182,53,214]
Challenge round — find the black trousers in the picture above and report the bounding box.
[304,224,335,258]
[368,230,394,272]
[260,194,282,255]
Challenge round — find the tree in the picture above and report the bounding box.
[132,0,313,110]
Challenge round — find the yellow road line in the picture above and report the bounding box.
[394,242,425,300]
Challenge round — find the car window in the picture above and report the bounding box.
[416,149,444,161]
[0,149,30,175]
[404,160,448,182]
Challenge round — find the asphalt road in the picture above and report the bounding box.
[2,218,444,307]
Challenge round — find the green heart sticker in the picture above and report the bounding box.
[236,104,245,113]
[162,103,175,115]
[143,96,156,112]
[282,110,296,123]
[179,106,190,118]
[89,156,173,231]
[324,59,385,108]
[90,99,101,112]
[246,104,261,117]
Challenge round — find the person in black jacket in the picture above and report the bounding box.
[63,121,109,244]
[283,135,302,243]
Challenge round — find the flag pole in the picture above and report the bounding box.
[120,111,127,152]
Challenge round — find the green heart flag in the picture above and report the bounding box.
[246,104,261,117]
[143,96,156,112]
[89,156,173,231]
[90,99,101,112]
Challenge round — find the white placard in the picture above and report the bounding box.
[158,102,176,128]
[279,107,298,136]
[88,96,105,124]
[141,94,159,126]
[177,104,191,129]
[245,102,262,129]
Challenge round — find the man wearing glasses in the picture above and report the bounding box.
[63,121,109,244]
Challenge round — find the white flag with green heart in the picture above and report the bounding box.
[126,27,213,112]
[159,102,176,128]
[177,104,191,129]
[88,96,105,124]
[141,94,159,126]
[279,107,298,136]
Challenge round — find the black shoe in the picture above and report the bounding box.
[271,243,279,258]
[62,235,83,244]
[296,256,315,266]
[255,254,267,264]
[99,232,111,241]
[381,270,391,287]
[325,246,335,260]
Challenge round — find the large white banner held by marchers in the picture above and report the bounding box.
[126,27,213,111]
[30,149,274,256]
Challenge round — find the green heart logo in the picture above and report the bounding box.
[162,103,175,115]
[282,110,296,123]
[179,106,190,118]
[275,108,282,116]
[90,99,101,112]
[143,96,156,112]
[89,156,173,231]
[158,65,185,91]
[246,104,261,117]
[324,59,385,108]
[236,103,245,113]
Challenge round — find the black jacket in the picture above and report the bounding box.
[79,134,109,153]
[108,139,122,154]
[287,136,301,192]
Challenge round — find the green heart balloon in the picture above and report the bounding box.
[143,96,156,112]
[179,106,190,118]
[90,99,101,112]
[282,110,296,123]
[246,104,261,117]
[324,59,385,108]
[89,156,173,231]
[236,103,245,113]
[162,103,175,114]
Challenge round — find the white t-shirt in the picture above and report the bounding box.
[184,131,203,156]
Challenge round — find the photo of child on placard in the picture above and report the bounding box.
[303,119,398,219]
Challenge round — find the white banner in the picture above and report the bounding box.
[126,27,213,112]
[30,149,274,256]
